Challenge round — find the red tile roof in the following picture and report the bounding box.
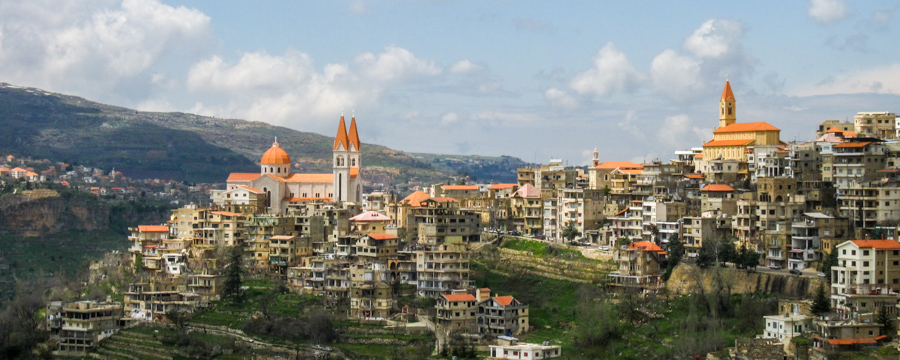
[401,191,431,207]
[348,116,361,151]
[284,173,334,183]
[237,185,264,193]
[227,173,261,181]
[138,225,168,232]
[487,184,517,190]
[684,174,704,179]
[368,233,399,240]
[443,294,476,302]
[701,184,735,192]
[334,115,350,151]
[849,240,900,249]
[703,139,755,147]
[493,296,514,306]
[825,126,844,133]
[713,122,780,133]
[834,142,871,148]
[595,161,643,170]
[628,241,665,252]
[427,197,459,203]
[721,80,735,101]
[260,142,290,165]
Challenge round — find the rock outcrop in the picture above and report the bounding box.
[667,263,824,297]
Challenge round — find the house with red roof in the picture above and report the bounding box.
[609,241,667,287]
[436,291,478,331]
[475,288,529,336]
[831,239,900,316]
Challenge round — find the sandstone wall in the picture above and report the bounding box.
[666,263,825,297]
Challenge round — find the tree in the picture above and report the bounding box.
[811,282,831,316]
[618,236,632,248]
[821,250,838,283]
[223,246,244,303]
[561,221,580,242]
[877,302,895,339]
[662,234,684,281]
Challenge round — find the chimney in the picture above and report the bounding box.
[477,288,490,302]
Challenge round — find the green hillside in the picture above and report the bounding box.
[0,83,525,187]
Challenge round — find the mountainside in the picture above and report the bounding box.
[0,83,525,188]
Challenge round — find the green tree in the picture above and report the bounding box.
[662,234,684,281]
[811,282,831,316]
[877,302,895,339]
[618,236,632,248]
[561,221,580,242]
[223,246,244,303]
[821,250,838,283]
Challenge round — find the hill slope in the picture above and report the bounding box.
[0,83,525,187]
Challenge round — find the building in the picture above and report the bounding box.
[476,288,529,336]
[435,292,478,332]
[762,313,811,342]
[701,81,781,163]
[52,301,123,355]
[854,112,896,140]
[223,115,363,213]
[488,337,562,359]
[609,241,667,287]
[830,239,900,316]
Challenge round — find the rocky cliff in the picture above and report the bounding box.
[667,263,825,297]
[0,190,110,237]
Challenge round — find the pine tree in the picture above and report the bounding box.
[223,246,244,303]
[811,282,830,316]
[877,302,895,339]
[562,222,580,242]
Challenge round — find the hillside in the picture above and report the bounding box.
[0,83,526,188]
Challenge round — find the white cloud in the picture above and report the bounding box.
[569,43,642,97]
[808,0,848,25]
[348,0,371,14]
[683,19,744,59]
[793,64,900,96]
[441,112,460,125]
[450,60,482,75]
[544,88,579,110]
[650,50,703,101]
[355,45,441,82]
[187,51,316,93]
[0,0,212,102]
[657,114,710,150]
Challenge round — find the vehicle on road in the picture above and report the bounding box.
[768,264,782,270]
[789,269,802,275]
[817,273,826,277]
[598,246,610,251]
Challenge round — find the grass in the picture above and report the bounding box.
[500,238,593,261]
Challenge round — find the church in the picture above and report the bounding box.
[223,114,364,214]
[701,81,782,162]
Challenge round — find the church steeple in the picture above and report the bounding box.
[719,81,736,128]
[334,114,350,151]
[348,114,360,152]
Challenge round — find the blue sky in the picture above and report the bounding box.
[2,0,899,166]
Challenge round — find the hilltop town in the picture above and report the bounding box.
[6,81,900,359]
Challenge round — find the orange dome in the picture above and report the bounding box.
[261,142,290,165]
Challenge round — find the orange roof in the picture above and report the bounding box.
[721,80,734,101]
[826,126,844,133]
[827,337,879,345]
[350,167,359,179]
[443,294,476,302]
[684,174,704,179]
[237,185,264,193]
[348,116,361,151]
[428,197,459,203]
[703,139,755,147]
[227,173,261,182]
[284,173,333,183]
[843,131,858,137]
[630,200,643,203]
[512,183,541,198]
[138,225,169,232]
[0,167,9,171]
[11,167,26,172]
[615,208,628,216]
[701,184,735,192]
[334,115,350,151]
[628,241,665,252]
[492,296,514,306]
[834,142,871,148]
[596,161,643,170]
[694,153,703,159]
[401,191,431,207]
[211,211,244,217]
[443,185,478,190]
[713,122,780,133]
[849,240,900,249]
[479,288,490,291]
[368,233,399,240]
[261,141,290,165]
[487,183,517,190]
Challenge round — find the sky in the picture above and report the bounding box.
[2,0,900,166]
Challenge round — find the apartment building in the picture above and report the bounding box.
[407,197,481,245]
[555,188,604,241]
[510,184,543,236]
[349,262,393,319]
[609,241,667,287]
[830,239,900,315]
[436,292,478,332]
[476,288,529,336]
[52,301,123,355]
[415,243,473,298]
[832,140,886,188]
[854,112,896,140]
[353,233,399,260]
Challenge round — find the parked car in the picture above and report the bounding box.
[768,264,781,270]
[817,272,826,277]
[789,269,802,275]
[598,246,610,251]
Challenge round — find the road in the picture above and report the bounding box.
[419,315,447,355]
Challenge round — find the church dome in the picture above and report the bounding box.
[261,142,290,165]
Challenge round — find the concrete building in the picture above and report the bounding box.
[854,112,896,140]
[830,239,900,316]
[52,301,123,355]
[476,288,529,336]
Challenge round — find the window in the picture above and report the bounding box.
[864,250,870,256]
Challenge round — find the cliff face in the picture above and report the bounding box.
[667,263,825,297]
[0,191,110,237]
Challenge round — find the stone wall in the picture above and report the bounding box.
[666,263,825,297]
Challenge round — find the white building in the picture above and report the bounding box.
[763,313,811,341]
[489,337,561,359]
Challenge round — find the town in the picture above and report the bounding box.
[5,81,900,359]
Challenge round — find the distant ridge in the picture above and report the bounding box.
[0,83,525,188]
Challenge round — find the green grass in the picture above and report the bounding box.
[500,238,592,261]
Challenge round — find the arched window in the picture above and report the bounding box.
[351,158,356,167]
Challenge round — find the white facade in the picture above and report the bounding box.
[763,314,811,341]
[489,343,561,359]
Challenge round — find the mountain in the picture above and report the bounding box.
[0,83,527,189]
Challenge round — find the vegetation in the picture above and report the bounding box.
[662,234,684,281]
[812,282,831,316]
[561,221,580,242]
[501,238,588,261]
[223,246,244,303]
